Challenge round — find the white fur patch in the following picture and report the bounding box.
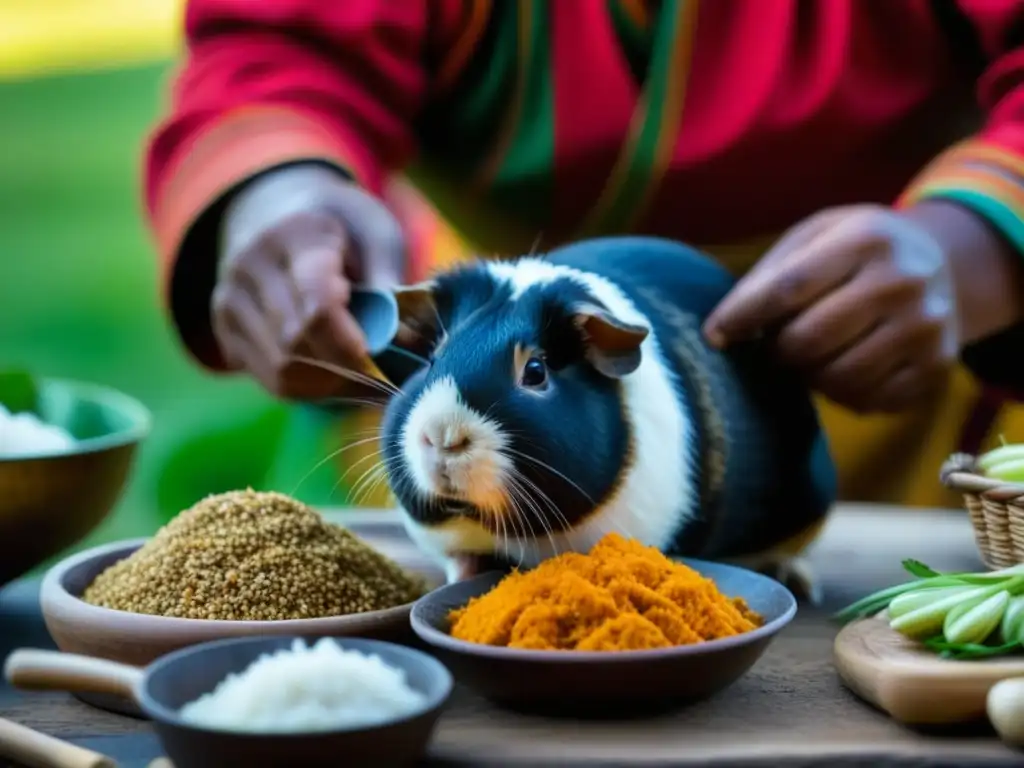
[485,258,693,565]
[399,376,511,568]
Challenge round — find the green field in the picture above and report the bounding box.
[0,63,291,555]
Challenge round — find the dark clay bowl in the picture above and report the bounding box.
[410,558,797,715]
[0,378,149,587]
[6,636,452,768]
[41,536,445,716]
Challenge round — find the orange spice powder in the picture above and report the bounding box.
[448,533,763,651]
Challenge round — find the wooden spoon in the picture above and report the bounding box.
[0,716,115,768]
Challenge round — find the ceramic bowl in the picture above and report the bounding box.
[41,536,445,716]
[0,378,150,587]
[411,558,797,715]
[6,636,453,768]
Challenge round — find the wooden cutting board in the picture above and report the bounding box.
[834,617,1024,725]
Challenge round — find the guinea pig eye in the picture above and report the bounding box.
[520,356,548,389]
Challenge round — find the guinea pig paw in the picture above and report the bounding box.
[445,555,480,584]
[773,557,822,606]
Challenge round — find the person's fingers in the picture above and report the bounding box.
[774,260,925,368]
[703,224,880,348]
[336,187,408,289]
[288,246,367,364]
[811,312,944,412]
[869,362,945,413]
[214,288,287,393]
[755,207,848,268]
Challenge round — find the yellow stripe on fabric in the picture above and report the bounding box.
[436,0,493,93]
[577,0,699,237]
[899,164,1024,253]
[917,139,1024,181]
[471,0,534,190]
[617,0,652,28]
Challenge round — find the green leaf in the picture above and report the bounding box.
[902,559,941,579]
[0,369,39,415]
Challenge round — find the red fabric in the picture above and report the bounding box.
[145,0,466,216]
[143,0,1024,369]
[960,0,1024,152]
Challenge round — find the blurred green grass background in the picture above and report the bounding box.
[0,62,289,551]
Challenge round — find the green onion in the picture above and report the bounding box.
[890,585,992,639]
[944,591,1010,645]
[1002,596,1024,644]
[887,586,975,619]
[834,561,1024,659]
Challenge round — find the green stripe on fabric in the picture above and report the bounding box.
[587,0,684,235]
[414,1,519,177]
[488,0,555,220]
[607,0,652,80]
[923,187,1024,256]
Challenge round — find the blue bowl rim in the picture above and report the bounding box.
[410,557,798,662]
[138,634,454,737]
[0,377,151,461]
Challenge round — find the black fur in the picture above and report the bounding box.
[381,236,837,560]
[381,263,631,534]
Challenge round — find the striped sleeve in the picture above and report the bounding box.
[898,140,1024,255]
[143,0,484,369]
[898,0,1024,256]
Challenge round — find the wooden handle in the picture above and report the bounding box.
[4,649,144,701]
[0,717,115,768]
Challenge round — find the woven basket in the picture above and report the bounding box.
[941,452,1024,569]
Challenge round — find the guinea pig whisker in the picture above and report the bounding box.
[320,396,390,410]
[346,460,388,506]
[502,447,597,507]
[383,344,431,367]
[339,447,388,487]
[352,465,391,507]
[289,433,384,497]
[507,474,559,559]
[289,354,401,397]
[508,468,571,541]
[501,492,530,571]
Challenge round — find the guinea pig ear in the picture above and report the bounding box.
[572,303,649,378]
[393,281,439,340]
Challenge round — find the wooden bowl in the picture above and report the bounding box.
[6,636,453,768]
[941,452,1024,569]
[0,378,149,587]
[410,558,797,715]
[41,537,445,716]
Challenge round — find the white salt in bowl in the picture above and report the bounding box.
[0,377,150,588]
[40,533,446,717]
[5,636,453,768]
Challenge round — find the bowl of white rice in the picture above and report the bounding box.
[141,635,452,767]
[0,374,150,586]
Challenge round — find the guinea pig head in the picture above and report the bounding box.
[381,260,649,561]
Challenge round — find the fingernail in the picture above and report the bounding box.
[704,325,726,349]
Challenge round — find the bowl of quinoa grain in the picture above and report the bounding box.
[39,489,444,716]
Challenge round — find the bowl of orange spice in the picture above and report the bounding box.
[409,533,796,714]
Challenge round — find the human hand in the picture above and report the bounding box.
[212,165,406,400]
[702,204,960,413]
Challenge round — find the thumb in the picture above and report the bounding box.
[330,187,408,290]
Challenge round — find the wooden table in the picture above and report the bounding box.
[2,504,1023,767]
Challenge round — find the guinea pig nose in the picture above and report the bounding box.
[441,430,472,454]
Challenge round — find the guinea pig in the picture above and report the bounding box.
[379,235,837,598]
